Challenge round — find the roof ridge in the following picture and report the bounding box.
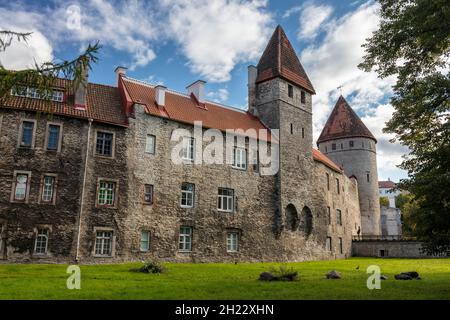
[123,76,248,114]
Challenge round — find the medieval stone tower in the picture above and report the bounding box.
[248,25,316,235]
[317,96,381,235]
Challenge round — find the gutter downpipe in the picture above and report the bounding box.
[75,118,93,262]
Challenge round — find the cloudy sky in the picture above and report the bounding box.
[0,0,409,181]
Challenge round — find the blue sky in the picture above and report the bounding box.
[0,0,408,181]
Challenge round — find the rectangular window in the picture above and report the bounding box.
[0,223,4,255]
[326,237,332,252]
[11,86,64,102]
[14,173,29,201]
[51,90,64,102]
[34,229,49,255]
[336,209,342,226]
[145,134,156,154]
[227,232,239,252]
[301,91,306,104]
[302,127,305,139]
[290,123,293,134]
[217,188,234,213]
[326,173,330,191]
[339,237,343,254]
[98,181,116,206]
[349,140,354,148]
[336,178,340,194]
[20,121,35,148]
[179,226,192,252]
[41,176,55,203]
[288,84,293,98]
[46,124,61,151]
[332,143,336,151]
[367,172,370,183]
[181,183,194,208]
[181,136,195,161]
[144,184,153,204]
[252,149,259,173]
[232,147,247,170]
[140,231,150,252]
[96,131,113,157]
[95,231,113,256]
[327,206,331,225]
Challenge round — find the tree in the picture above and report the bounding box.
[0,30,100,101]
[359,0,450,255]
[379,196,389,207]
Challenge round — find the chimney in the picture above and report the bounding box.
[114,66,127,83]
[248,65,257,113]
[186,80,206,104]
[155,85,167,106]
[74,58,89,111]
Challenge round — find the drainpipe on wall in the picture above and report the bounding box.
[75,118,93,262]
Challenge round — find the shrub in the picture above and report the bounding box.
[259,265,298,281]
[132,260,167,274]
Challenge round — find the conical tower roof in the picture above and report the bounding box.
[317,96,376,144]
[256,25,315,94]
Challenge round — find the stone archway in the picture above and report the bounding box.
[285,204,299,231]
[301,206,313,237]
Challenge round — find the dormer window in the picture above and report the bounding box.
[11,86,64,102]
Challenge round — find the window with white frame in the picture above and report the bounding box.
[34,228,49,255]
[145,134,156,154]
[181,183,194,208]
[20,121,35,148]
[14,173,29,202]
[41,176,55,203]
[46,124,61,151]
[217,188,234,213]
[11,86,64,102]
[179,226,192,252]
[98,181,116,206]
[227,232,239,252]
[96,131,114,157]
[181,136,195,161]
[95,231,113,256]
[232,147,247,170]
[144,184,153,204]
[326,237,332,252]
[140,231,150,252]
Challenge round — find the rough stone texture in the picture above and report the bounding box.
[318,137,381,235]
[352,241,433,258]
[380,206,402,237]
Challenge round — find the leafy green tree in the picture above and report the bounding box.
[0,30,100,101]
[379,196,389,207]
[359,0,450,254]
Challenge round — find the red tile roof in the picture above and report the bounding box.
[317,95,376,144]
[312,149,342,173]
[256,25,315,94]
[121,77,272,141]
[0,78,127,126]
[379,180,396,189]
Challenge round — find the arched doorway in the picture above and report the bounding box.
[301,206,313,237]
[285,204,299,231]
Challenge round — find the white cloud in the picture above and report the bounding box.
[161,0,272,82]
[298,2,407,180]
[207,88,229,103]
[0,8,53,70]
[282,6,302,19]
[298,3,333,40]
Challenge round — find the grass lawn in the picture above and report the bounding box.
[0,257,449,300]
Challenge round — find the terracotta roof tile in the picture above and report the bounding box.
[379,180,396,189]
[312,148,342,173]
[317,95,376,144]
[121,77,272,141]
[256,25,315,94]
[0,78,127,126]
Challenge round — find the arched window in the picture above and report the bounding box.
[285,204,299,231]
[301,206,313,237]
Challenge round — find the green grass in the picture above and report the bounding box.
[0,258,449,299]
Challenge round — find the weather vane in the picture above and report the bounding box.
[337,85,343,95]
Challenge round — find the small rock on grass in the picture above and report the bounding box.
[326,270,341,279]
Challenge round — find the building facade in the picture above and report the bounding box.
[1,26,364,263]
